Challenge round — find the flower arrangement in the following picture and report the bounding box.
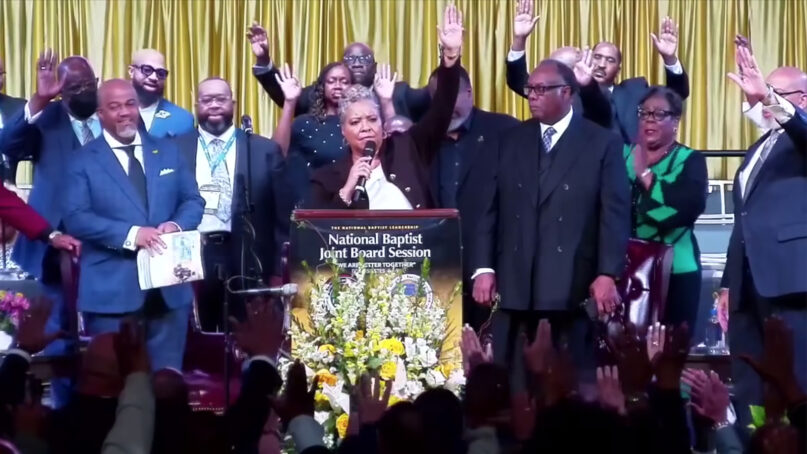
[280,259,463,446]
[0,290,30,348]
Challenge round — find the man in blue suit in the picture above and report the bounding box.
[0,49,101,406]
[62,78,204,370]
[718,45,807,433]
[129,49,194,139]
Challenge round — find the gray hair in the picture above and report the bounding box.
[338,84,381,123]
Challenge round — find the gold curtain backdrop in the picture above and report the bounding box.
[1,0,805,183]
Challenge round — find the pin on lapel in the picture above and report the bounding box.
[477,135,484,142]
[152,149,159,154]
[155,110,171,119]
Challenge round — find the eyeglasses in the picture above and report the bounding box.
[343,54,374,65]
[772,87,805,97]
[62,78,98,96]
[198,95,232,106]
[133,64,169,80]
[523,84,568,96]
[637,108,676,121]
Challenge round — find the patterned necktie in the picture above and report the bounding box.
[81,120,94,145]
[744,129,781,198]
[542,126,556,153]
[119,145,148,208]
[210,138,232,223]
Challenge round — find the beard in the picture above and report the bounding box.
[133,81,162,106]
[116,123,138,140]
[199,117,233,136]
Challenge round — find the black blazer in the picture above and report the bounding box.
[721,107,807,308]
[505,54,613,129]
[309,62,460,210]
[471,113,631,311]
[173,128,285,276]
[253,66,432,122]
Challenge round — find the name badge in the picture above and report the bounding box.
[200,184,222,214]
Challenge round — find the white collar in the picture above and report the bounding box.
[198,124,236,146]
[540,107,574,137]
[140,100,160,112]
[103,129,142,149]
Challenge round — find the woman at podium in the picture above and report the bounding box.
[308,5,464,210]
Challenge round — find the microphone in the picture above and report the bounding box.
[241,115,253,135]
[352,140,377,204]
[229,283,299,297]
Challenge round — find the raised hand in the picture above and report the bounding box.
[437,3,464,57]
[513,0,540,40]
[573,46,595,86]
[651,323,690,390]
[646,322,666,362]
[373,64,398,102]
[460,324,493,375]
[727,45,768,104]
[741,317,804,405]
[229,297,284,358]
[355,373,392,425]
[608,323,653,397]
[597,365,626,415]
[523,319,552,377]
[650,16,679,65]
[272,360,318,429]
[734,34,753,53]
[682,369,730,424]
[30,49,64,115]
[274,63,302,102]
[246,22,271,66]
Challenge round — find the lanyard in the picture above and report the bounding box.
[198,133,236,174]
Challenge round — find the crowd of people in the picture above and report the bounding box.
[0,0,804,452]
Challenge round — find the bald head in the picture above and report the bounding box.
[549,47,582,69]
[132,49,165,67]
[97,79,139,143]
[767,66,807,110]
[129,49,168,105]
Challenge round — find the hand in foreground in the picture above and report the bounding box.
[460,324,493,375]
[114,318,151,377]
[472,272,496,306]
[135,227,166,256]
[651,323,690,390]
[49,232,81,257]
[272,360,317,429]
[589,275,620,316]
[573,46,595,86]
[716,289,729,333]
[646,322,666,362]
[682,369,730,424]
[597,365,626,415]
[727,45,768,104]
[230,297,284,358]
[373,64,398,102]
[246,22,271,66]
[274,63,302,102]
[437,3,464,57]
[513,0,540,40]
[608,323,653,398]
[355,373,392,425]
[523,318,552,377]
[651,16,679,65]
[13,297,64,355]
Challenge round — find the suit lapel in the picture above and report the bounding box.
[56,107,82,150]
[537,115,586,207]
[517,120,541,207]
[93,140,148,216]
[745,130,789,201]
[148,98,167,135]
[181,131,200,171]
[233,129,248,212]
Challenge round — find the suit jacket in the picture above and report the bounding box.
[0,184,50,240]
[0,102,82,278]
[253,65,431,121]
[0,93,25,122]
[309,62,460,210]
[471,114,630,311]
[174,128,286,276]
[146,98,195,139]
[61,133,204,313]
[505,54,613,129]
[721,107,807,307]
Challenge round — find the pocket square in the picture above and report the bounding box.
[159,168,175,176]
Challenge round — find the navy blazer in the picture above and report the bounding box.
[173,128,286,277]
[722,107,807,308]
[145,98,195,139]
[471,113,631,311]
[61,133,204,313]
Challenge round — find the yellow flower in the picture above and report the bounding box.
[335,413,349,439]
[388,395,405,407]
[380,361,397,380]
[318,344,336,354]
[438,362,453,378]
[314,392,330,405]
[377,338,405,356]
[355,330,364,340]
[315,369,338,387]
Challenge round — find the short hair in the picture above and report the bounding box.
[337,84,381,123]
[197,76,233,97]
[428,65,471,87]
[639,86,684,118]
[537,59,579,95]
[594,42,623,64]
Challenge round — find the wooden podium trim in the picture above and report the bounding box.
[293,209,459,220]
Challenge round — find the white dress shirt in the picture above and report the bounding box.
[506,48,684,78]
[365,165,413,210]
[103,130,149,251]
[738,93,796,196]
[196,125,237,232]
[139,101,160,131]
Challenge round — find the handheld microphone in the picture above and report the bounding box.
[352,140,377,204]
[241,115,253,135]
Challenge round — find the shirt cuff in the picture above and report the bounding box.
[507,49,526,62]
[24,102,44,124]
[742,100,755,114]
[664,59,683,75]
[243,355,277,371]
[763,93,796,123]
[287,414,325,452]
[6,348,32,363]
[167,221,182,232]
[124,226,140,251]
[252,62,274,75]
[471,268,495,280]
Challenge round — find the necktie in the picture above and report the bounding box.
[209,138,232,223]
[542,126,556,153]
[81,120,94,145]
[119,145,148,208]
[744,129,781,198]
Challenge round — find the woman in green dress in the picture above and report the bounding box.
[624,86,708,330]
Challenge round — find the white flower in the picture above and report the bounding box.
[314,411,330,426]
[445,369,466,392]
[404,380,424,397]
[392,357,408,393]
[322,382,350,413]
[425,369,446,387]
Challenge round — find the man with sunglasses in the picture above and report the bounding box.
[246,23,431,121]
[470,59,630,388]
[0,49,101,408]
[128,49,194,139]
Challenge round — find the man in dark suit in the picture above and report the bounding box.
[173,77,285,330]
[471,60,630,388]
[246,23,431,122]
[505,0,689,143]
[718,45,807,432]
[0,57,25,182]
[0,49,102,407]
[62,78,204,370]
